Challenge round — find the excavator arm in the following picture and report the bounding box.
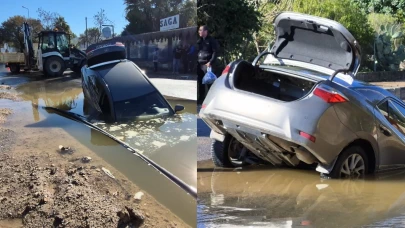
[22,22,35,68]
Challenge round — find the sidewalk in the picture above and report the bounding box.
[144,70,197,80]
[150,78,197,101]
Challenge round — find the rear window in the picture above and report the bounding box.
[114,91,172,120]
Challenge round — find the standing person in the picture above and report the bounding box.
[182,43,190,74]
[172,43,182,74]
[197,25,218,104]
[153,47,159,72]
[187,44,196,72]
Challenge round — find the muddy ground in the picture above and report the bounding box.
[0,84,188,227]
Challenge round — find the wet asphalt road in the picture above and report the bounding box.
[197,160,405,228]
[197,105,212,161]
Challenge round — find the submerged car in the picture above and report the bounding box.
[81,41,184,122]
[200,12,405,178]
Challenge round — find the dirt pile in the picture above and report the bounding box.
[0,108,12,124]
[0,152,147,227]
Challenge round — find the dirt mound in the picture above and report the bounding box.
[0,108,12,124]
[0,154,145,227]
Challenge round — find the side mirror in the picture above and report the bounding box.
[174,104,185,113]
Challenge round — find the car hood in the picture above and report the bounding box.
[270,12,361,75]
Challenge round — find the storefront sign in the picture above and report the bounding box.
[160,15,179,31]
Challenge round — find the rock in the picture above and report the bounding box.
[50,167,57,175]
[117,206,144,227]
[134,192,144,201]
[59,145,73,154]
[81,157,92,163]
[101,167,115,179]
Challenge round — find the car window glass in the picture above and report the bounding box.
[387,100,405,136]
[377,100,389,121]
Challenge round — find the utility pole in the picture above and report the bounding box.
[85,17,88,48]
[22,6,29,20]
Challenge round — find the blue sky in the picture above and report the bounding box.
[0,0,128,35]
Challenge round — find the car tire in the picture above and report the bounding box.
[324,145,368,179]
[211,135,248,168]
[44,56,65,77]
[9,64,20,74]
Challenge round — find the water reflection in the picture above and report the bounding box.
[198,167,405,227]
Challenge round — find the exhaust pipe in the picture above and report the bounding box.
[291,146,317,164]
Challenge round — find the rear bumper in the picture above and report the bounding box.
[200,78,357,166]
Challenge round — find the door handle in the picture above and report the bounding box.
[379,124,392,136]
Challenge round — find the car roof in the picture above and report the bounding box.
[91,60,156,102]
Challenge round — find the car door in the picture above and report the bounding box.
[376,99,405,169]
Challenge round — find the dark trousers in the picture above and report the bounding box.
[183,58,189,74]
[153,62,158,72]
[197,62,212,103]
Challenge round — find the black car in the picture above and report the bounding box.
[80,41,184,122]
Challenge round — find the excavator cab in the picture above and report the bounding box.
[38,31,70,58]
[35,30,86,77]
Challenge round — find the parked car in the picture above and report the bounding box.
[81,41,184,122]
[199,12,405,179]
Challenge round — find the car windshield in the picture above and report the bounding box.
[114,90,173,120]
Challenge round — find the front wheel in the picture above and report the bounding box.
[324,146,368,179]
[44,56,65,77]
[211,134,249,168]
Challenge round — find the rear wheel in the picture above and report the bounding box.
[324,146,368,179]
[44,56,65,77]
[9,64,20,73]
[211,134,249,168]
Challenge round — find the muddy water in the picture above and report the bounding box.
[197,163,405,227]
[12,78,196,226]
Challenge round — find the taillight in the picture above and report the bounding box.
[300,131,316,142]
[221,65,230,76]
[313,86,347,103]
[201,104,207,109]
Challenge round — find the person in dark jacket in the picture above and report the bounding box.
[173,43,183,74]
[197,25,218,104]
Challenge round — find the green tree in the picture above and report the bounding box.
[53,16,76,37]
[0,16,43,52]
[78,27,101,46]
[351,0,405,22]
[122,0,195,35]
[198,0,261,64]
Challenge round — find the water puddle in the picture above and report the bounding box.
[10,78,196,226]
[197,165,405,227]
